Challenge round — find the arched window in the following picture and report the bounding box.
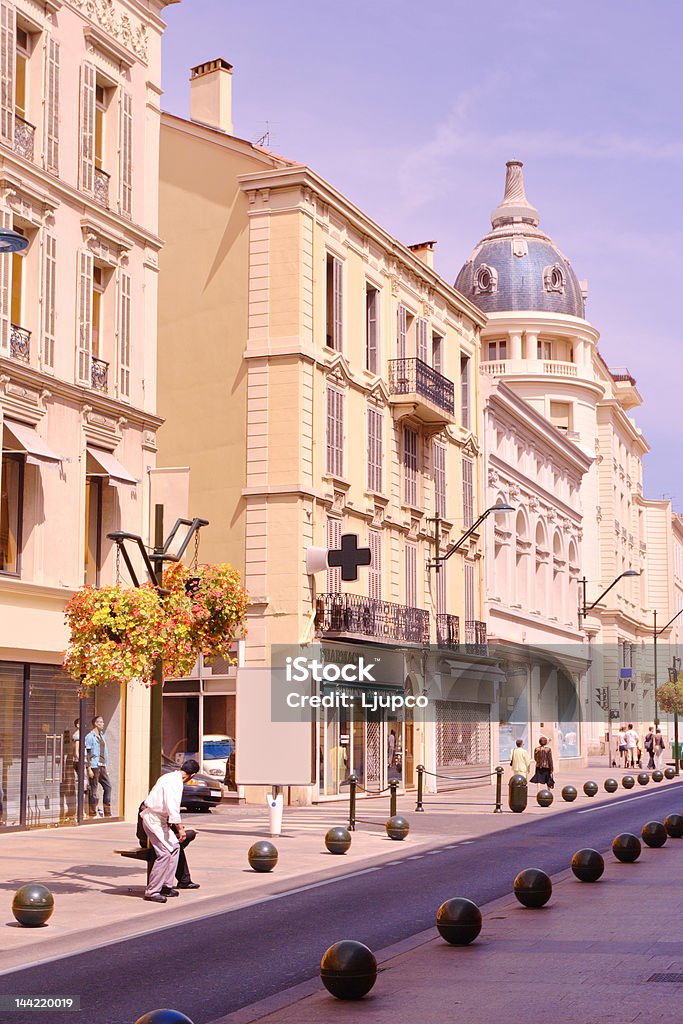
[492,491,511,603]
[515,508,530,608]
[534,519,549,614]
[552,531,565,621]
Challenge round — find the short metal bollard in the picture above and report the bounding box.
[513,868,552,908]
[637,772,650,786]
[389,779,398,818]
[494,766,503,813]
[622,775,635,789]
[134,1013,194,1024]
[415,764,425,812]
[571,849,605,882]
[325,827,352,855]
[348,774,357,832]
[386,815,410,841]
[436,897,482,945]
[612,833,641,862]
[604,778,619,793]
[537,788,553,807]
[12,883,54,927]
[641,821,667,848]
[508,772,528,813]
[664,767,676,780]
[320,940,378,1000]
[652,769,664,783]
[664,814,683,838]
[247,841,278,872]
[583,781,598,797]
[561,785,578,802]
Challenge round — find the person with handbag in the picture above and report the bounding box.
[529,736,554,789]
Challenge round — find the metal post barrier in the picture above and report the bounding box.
[416,764,424,812]
[494,766,503,813]
[389,779,398,818]
[348,774,357,831]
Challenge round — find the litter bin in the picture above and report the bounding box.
[267,790,284,836]
[671,742,683,769]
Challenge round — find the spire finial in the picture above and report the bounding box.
[491,160,539,228]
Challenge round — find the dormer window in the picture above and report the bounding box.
[474,263,497,295]
[543,263,565,294]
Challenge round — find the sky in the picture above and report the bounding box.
[161,0,683,508]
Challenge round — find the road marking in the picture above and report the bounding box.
[578,790,673,813]
[461,840,475,844]
[426,850,442,855]
[406,854,425,860]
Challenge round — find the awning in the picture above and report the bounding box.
[86,446,137,486]
[3,419,62,466]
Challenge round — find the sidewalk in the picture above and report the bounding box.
[0,760,678,975]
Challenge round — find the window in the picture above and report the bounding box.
[95,82,105,170]
[326,517,341,594]
[365,284,379,373]
[42,233,56,368]
[432,333,443,375]
[436,557,447,616]
[14,26,28,120]
[464,561,475,622]
[79,63,96,192]
[0,2,15,143]
[397,304,407,360]
[541,340,552,360]
[367,406,382,493]
[325,254,343,351]
[549,401,571,432]
[77,249,94,383]
[118,271,131,398]
[487,339,507,361]
[433,441,446,518]
[403,426,418,507]
[326,385,344,477]
[10,233,24,327]
[368,530,382,600]
[417,318,428,364]
[44,37,59,173]
[462,457,474,528]
[119,92,132,217]
[460,355,470,429]
[84,476,102,586]
[0,452,23,574]
[405,543,417,608]
[92,266,104,358]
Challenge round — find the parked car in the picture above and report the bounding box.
[161,755,223,812]
[201,734,236,784]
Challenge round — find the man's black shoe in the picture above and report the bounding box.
[144,893,167,904]
[161,887,179,897]
[177,881,200,889]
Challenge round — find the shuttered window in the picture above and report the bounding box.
[462,457,474,528]
[42,233,56,368]
[403,426,418,507]
[367,406,383,494]
[436,557,447,616]
[325,255,343,351]
[366,285,378,372]
[0,208,11,351]
[326,517,341,594]
[405,543,418,608]
[77,250,93,383]
[0,2,14,144]
[417,318,428,364]
[79,63,95,193]
[397,303,407,359]
[120,91,132,217]
[432,333,443,374]
[368,530,382,601]
[465,560,475,622]
[461,354,470,429]
[44,38,59,172]
[326,385,344,477]
[118,271,131,397]
[433,441,446,518]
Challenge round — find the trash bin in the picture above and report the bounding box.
[267,790,284,836]
[671,742,683,768]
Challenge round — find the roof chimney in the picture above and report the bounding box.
[190,58,233,135]
[408,240,437,270]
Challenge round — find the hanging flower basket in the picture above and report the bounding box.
[165,562,248,662]
[656,680,683,717]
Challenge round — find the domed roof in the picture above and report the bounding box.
[455,161,585,318]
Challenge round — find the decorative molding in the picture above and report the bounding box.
[81,218,133,265]
[81,404,122,449]
[142,428,157,453]
[0,374,45,425]
[70,0,149,64]
[84,24,136,71]
[0,177,59,225]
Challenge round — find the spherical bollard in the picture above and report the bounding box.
[536,788,554,807]
[664,767,676,780]
[637,772,650,786]
[571,848,605,882]
[641,821,667,848]
[604,778,618,793]
[320,940,377,1000]
[11,883,54,927]
[134,1012,194,1024]
[385,815,410,841]
[622,775,635,790]
[325,827,352,855]
[247,840,278,872]
[436,897,482,945]
[612,833,641,863]
[561,785,578,802]
[652,770,664,783]
[508,772,528,813]
[583,781,598,798]
[664,814,683,838]
[513,868,552,908]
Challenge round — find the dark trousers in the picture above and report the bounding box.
[88,766,112,815]
[175,829,197,885]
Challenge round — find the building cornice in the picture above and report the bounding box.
[597,399,650,454]
[161,112,291,170]
[489,454,583,525]
[481,309,600,346]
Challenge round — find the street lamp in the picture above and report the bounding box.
[108,505,209,787]
[427,503,514,572]
[668,656,682,776]
[0,228,28,253]
[578,570,640,623]
[652,607,683,726]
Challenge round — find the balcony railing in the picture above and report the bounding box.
[481,359,579,379]
[94,167,111,208]
[91,356,109,392]
[388,358,454,416]
[315,592,430,645]
[465,619,487,655]
[9,323,30,362]
[13,114,35,161]
[436,613,460,648]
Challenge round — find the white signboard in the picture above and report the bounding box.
[235,666,314,786]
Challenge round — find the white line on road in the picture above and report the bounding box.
[578,790,673,814]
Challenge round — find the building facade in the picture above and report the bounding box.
[0,0,177,830]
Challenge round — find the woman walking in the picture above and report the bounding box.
[530,736,554,790]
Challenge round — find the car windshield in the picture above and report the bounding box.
[203,740,234,759]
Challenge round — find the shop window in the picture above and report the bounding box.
[0,452,23,574]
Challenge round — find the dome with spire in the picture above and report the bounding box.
[454,161,585,318]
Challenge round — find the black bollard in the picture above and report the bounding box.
[247,840,278,872]
[604,778,618,793]
[622,775,635,789]
[571,849,605,882]
[561,785,578,802]
[508,772,528,813]
[664,814,683,838]
[513,868,552,908]
[320,940,377,1000]
[612,833,641,862]
[348,774,357,832]
[436,898,482,945]
[12,884,54,927]
[652,770,664,783]
[637,772,650,786]
[583,781,598,797]
[415,764,425,812]
[134,1013,194,1024]
[664,767,676,780]
[494,766,503,813]
[641,821,667,848]
[325,827,352,855]
[389,779,398,818]
[386,815,410,841]
[537,788,553,807]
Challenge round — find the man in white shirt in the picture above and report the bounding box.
[140,758,200,903]
[625,724,640,769]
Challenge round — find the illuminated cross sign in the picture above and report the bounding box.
[327,533,372,582]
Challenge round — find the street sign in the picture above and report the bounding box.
[609,709,620,720]
[619,668,633,679]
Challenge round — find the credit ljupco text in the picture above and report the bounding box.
[283,656,428,711]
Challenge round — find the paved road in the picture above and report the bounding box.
[2,783,682,1024]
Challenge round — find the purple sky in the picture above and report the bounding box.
[161,1,682,508]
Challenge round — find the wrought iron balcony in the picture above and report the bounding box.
[9,323,30,362]
[464,619,487,655]
[315,592,430,645]
[13,114,35,161]
[436,613,460,648]
[91,356,109,392]
[94,167,111,208]
[388,358,455,426]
